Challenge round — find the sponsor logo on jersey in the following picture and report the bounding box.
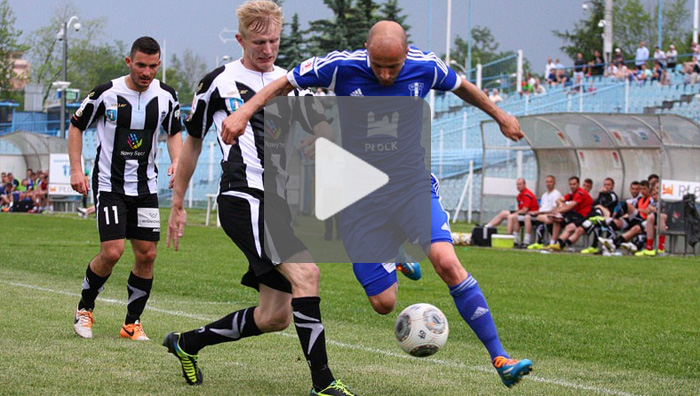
[408,82,424,97]
[265,119,282,140]
[300,58,314,76]
[127,133,143,150]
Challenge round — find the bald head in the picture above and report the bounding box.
[365,21,408,86]
[366,20,408,52]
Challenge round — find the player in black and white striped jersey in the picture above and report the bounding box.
[163,2,355,395]
[69,37,183,342]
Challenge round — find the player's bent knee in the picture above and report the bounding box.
[369,296,396,315]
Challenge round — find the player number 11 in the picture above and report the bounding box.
[103,206,119,225]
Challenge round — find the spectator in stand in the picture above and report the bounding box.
[573,53,587,81]
[533,78,546,95]
[634,64,652,84]
[569,74,584,94]
[666,44,678,71]
[635,41,649,69]
[544,176,594,251]
[653,46,666,69]
[525,175,562,250]
[651,61,663,82]
[482,87,490,97]
[556,68,570,86]
[591,50,605,77]
[544,58,555,82]
[484,179,538,247]
[692,42,699,61]
[635,183,667,256]
[583,178,593,193]
[604,62,619,79]
[555,58,565,71]
[314,87,326,96]
[614,48,625,65]
[489,88,504,104]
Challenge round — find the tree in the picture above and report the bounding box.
[0,0,28,100]
[554,0,690,63]
[614,0,654,56]
[379,0,411,43]
[24,2,114,104]
[278,13,307,70]
[553,0,604,61]
[306,0,354,55]
[346,0,380,50]
[164,49,208,106]
[659,0,691,55]
[449,26,527,82]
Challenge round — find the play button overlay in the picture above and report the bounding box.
[263,96,431,264]
[315,137,389,221]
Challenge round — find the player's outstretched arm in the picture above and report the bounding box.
[220,75,295,145]
[452,78,524,142]
[68,124,90,196]
[167,135,203,251]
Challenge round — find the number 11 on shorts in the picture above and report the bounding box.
[103,205,119,225]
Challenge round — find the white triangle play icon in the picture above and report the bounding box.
[315,137,389,221]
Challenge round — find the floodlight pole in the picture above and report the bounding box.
[59,16,79,139]
[694,0,699,44]
[445,0,452,65]
[603,0,613,65]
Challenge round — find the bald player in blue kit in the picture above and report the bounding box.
[222,20,533,388]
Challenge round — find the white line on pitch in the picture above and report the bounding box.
[2,280,645,396]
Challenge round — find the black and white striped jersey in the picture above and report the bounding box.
[184,59,324,195]
[72,76,182,196]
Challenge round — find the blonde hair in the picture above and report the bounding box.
[236,0,283,38]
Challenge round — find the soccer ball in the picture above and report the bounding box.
[394,303,449,357]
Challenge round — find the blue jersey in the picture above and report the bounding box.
[289,47,460,191]
[288,46,461,97]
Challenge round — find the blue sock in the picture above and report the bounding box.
[449,275,509,361]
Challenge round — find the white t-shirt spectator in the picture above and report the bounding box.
[636,45,649,66]
[489,91,503,104]
[539,189,562,212]
[653,49,666,66]
[544,61,555,79]
[666,48,678,65]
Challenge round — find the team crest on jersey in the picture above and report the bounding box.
[228,97,244,111]
[106,109,117,122]
[408,82,424,97]
[300,58,314,76]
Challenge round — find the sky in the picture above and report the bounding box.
[7,0,686,75]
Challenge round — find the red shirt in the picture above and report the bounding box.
[564,188,593,217]
[517,188,539,211]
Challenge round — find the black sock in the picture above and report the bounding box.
[292,297,334,391]
[125,272,153,324]
[180,307,261,355]
[564,239,573,247]
[557,239,565,248]
[78,264,109,311]
[613,235,624,247]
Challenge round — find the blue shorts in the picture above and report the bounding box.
[353,174,453,297]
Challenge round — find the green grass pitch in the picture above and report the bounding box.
[0,212,698,395]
